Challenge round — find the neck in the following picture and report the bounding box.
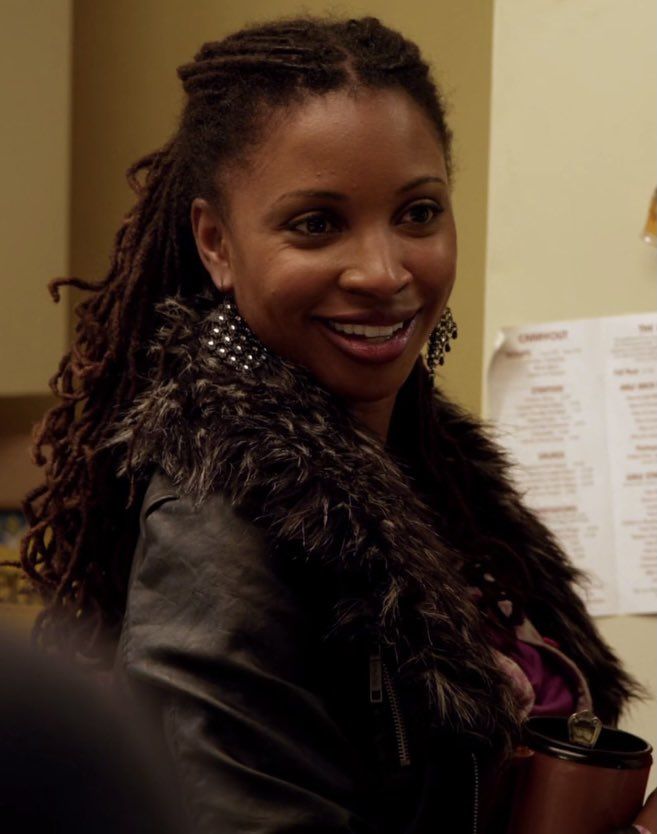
[347,394,397,444]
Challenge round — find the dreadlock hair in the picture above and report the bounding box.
[19,14,454,666]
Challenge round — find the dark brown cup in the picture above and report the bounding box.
[507,716,652,834]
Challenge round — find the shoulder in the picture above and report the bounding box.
[135,470,331,604]
[122,469,321,668]
[140,468,254,531]
[135,469,271,579]
[117,470,336,702]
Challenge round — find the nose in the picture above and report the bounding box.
[338,229,412,297]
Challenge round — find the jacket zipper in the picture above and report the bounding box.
[369,644,411,768]
[369,647,479,827]
[471,751,480,834]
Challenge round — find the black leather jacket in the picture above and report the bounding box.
[116,470,486,834]
[110,299,636,833]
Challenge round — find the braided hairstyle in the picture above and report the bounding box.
[18,15,454,665]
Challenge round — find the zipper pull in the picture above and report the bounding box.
[369,642,383,704]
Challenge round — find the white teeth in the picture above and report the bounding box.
[327,320,406,338]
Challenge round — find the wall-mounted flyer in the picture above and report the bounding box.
[488,313,656,617]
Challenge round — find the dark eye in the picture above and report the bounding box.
[286,202,442,236]
[400,201,443,225]
[288,212,340,236]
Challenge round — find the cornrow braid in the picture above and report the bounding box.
[19,14,454,665]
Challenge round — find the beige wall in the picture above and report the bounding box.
[0,3,70,633]
[0,0,71,396]
[484,0,657,773]
[70,0,493,414]
[6,0,654,776]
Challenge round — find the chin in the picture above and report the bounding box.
[319,368,410,404]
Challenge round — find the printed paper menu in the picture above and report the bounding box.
[488,313,656,617]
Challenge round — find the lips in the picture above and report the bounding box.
[325,319,406,338]
[316,310,421,365]
[318,309,420,326]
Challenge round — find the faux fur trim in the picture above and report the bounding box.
[104,297,640,750]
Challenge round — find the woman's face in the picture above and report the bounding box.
[192,87,457,424]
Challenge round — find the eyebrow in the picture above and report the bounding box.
[271,175,446,206]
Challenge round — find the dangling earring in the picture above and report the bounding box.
[426,307,458,382]
[203,293,270,373]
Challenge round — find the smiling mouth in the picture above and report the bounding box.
[315,311,421,364]
[318,313,417,343]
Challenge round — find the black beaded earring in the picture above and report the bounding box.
[203,294,269,372]
[426,308,458,382]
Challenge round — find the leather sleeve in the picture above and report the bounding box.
[116,474,378,834]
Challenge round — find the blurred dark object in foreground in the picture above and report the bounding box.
[0,633,188,833]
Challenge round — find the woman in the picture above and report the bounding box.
[21,15,648,834]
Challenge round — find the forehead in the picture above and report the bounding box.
[224,88,447,202]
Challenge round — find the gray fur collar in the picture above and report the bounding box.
[106,296,638,750]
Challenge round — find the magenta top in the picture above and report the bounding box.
[466,565,590,719]
[488,625,579,717]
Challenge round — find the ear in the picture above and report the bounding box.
[190,197,235,292]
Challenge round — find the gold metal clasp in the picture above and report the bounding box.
[567,709,603,748]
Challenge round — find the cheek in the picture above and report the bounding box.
[269,277,322,314]
[241,266,327,334]
[261,256,334,315]
[411,235,457,292]
[434,219,458,267]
